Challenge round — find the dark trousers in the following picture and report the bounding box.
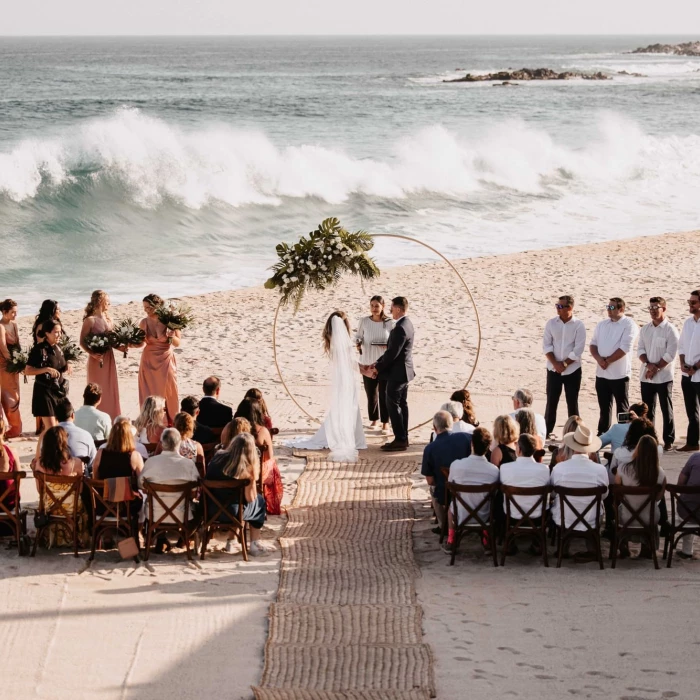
[640,380,675,445]
[362,374,389,423]
[681,375,700,447]
[386,380,409,442]
[544,368,582,435]
[595,376,629,435]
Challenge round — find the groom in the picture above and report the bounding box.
[373,296,415,452]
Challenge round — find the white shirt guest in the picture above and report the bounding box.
[499,435,550,518]
[679,303,700,385]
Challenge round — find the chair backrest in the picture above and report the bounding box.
[553,484,606,532]
[667,484,700,531]
[84,477,129,527]
[501,484,551,525]
[200,478,250,529]
[209,426,224,440]
[446,481,499,530]
[200,442,219,463]
[35,472,83,519]
[0,470,26,519]
[611,484,662,531]
[142,479,199,528]
[195,454,205,479]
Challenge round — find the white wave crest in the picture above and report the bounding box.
[1,107,700,209]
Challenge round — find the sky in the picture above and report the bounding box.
[1,0,700,36]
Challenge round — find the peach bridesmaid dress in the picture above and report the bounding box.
[0,320,22,438]
[85,316,121,421]
[138,317,179,422]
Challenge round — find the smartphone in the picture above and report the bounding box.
[617,412,630,424]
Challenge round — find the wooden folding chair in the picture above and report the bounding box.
[501,485,551,567]
[610,484,663,570]
[553,485,607,569]
[209,426,224,441]
[142,480,200,561]
[200,442,219,463]
[84,478,139,562]
[0,470,30,556]
[194,453,206,479]
[446,481,499,566]
[143,443,159,458]
[199,479,250,560]
[663,484,700,568]
[31,473,83,557]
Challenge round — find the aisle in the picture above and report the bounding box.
[253,447,435,700]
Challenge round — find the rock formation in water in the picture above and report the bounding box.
[444,68,610,83]
[628,41,700,56]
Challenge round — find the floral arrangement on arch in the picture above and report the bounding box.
[265,217,380,311]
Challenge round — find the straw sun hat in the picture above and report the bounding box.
[561,424,602,453]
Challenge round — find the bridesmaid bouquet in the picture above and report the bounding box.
[58,335,85,363]
[154,301,195,344]
[84,333,111,368]
[109,318,146,358]
[5,345,29,383]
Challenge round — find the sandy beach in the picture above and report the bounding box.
[2,229,699,698]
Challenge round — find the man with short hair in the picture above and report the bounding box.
[499,434,550,521]
[421,411,472,533]
[180,395,217,444]
[638,296,679,451]
[74,383,112,441]
[510,388,547,441]
[678,290,700,452]
[590,297,639,435]
[198,376,233,429]
[543,295,586,439]
[55,398,96,469]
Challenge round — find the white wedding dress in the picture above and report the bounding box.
[285,315,366,462]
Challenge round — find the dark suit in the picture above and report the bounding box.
[198,396,233,429]
[375,316,415,442]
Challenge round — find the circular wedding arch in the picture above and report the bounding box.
[271,233,482,432]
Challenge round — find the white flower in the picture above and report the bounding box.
[308,262,316,270]
[320,264,327,271]
[291,276,298,282]
[282,275,289,283]
[288,265,294,272]
[354,262,360,270]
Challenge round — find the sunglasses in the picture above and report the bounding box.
[689,299,700,305]
[606,305,618,311]
[555,304,571,310]
[648,305,662,311]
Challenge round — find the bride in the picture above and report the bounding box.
[286,311,366,462]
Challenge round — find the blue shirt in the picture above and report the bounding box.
[599,423,630,452]
[58,421,96,469]
[421,431,472,502]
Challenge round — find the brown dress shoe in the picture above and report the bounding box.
[677,444,700,452]
[381,440,408,452]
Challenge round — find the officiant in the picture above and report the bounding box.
[355,296,394,434]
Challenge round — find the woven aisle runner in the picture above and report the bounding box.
[253,452,436,700]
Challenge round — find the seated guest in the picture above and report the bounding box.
[113,416,149,461]
[421,411,472,532]
[206,433,273,557]
[614,434,666,559]
[550,424,608,561]
[244,388,278,435]
[73,383,112,442]
[446,427,498,548]
[490,415,519,468]
[198,376,233,429]
[450,389,479,429]
[180,395,216,445]
[220,417,252,451]
[514,409,544,454]
[139,428,199,525]
[442,401,473,434]
[172,412,205,466]
[134,395,167,445]
[609,418,661,479]
[500,434,551,521]
[54,398,96,470]
[676,452,700,559]
[510,388,547,441]
[0,414,20,531]
[599,402,648,453]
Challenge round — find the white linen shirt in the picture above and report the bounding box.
[354,317,395,366]
[448,454,500,524]
[637,319,679,385]
[550,455,609,529]
[499,457,550,518]
[590,316,639,380]
[679,316,700,383]
[543,316,586,375]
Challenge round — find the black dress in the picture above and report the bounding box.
[28,342,69,418]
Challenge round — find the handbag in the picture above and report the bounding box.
[34,512,50,528]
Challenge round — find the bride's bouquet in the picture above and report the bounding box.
[109,318,146,358]
[154,301,195,343]
[84,333,111,368]
[4,345,30,383]
[58,335,85,364]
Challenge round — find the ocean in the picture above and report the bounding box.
[2,35,700,310]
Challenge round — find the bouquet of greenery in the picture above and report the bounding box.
[264,217,380,312]
[154,301,195,343]
[58,335,85,364]
[4,345,30,383]
[109,318,146,358]
[84,333,111,368]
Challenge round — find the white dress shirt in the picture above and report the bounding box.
[354,317,395,365]
[543,316,586,375]
[679,316,700,383]
[448,454,500,524]
[550,454,609,529]
[590,316,639,380]
[499,457,550,518]
[637,319,679,384]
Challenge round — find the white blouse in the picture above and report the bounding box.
[355,317,395,366]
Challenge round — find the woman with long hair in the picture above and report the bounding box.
[173,411,205,466]
[80,290,121,420]
[134,395,167,445]
[0,299,22,437]
[514,409,543,458]
[355,296,394,433]
[206,433,272,556]
[220,417,251,451]
[137,294,179,424]
[450,389,479,429]
[243,388,277,434]
[490,414,520,468]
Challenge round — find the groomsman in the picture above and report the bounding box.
[590,297,639,435]
[678,290,700,452]
[637,296,679,451]
[542,295,586,438]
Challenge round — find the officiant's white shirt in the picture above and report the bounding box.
[355,317,395,365]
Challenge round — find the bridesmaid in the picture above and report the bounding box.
[137,294,180,424]
[80,290,121,420]
[0,299,22,438]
